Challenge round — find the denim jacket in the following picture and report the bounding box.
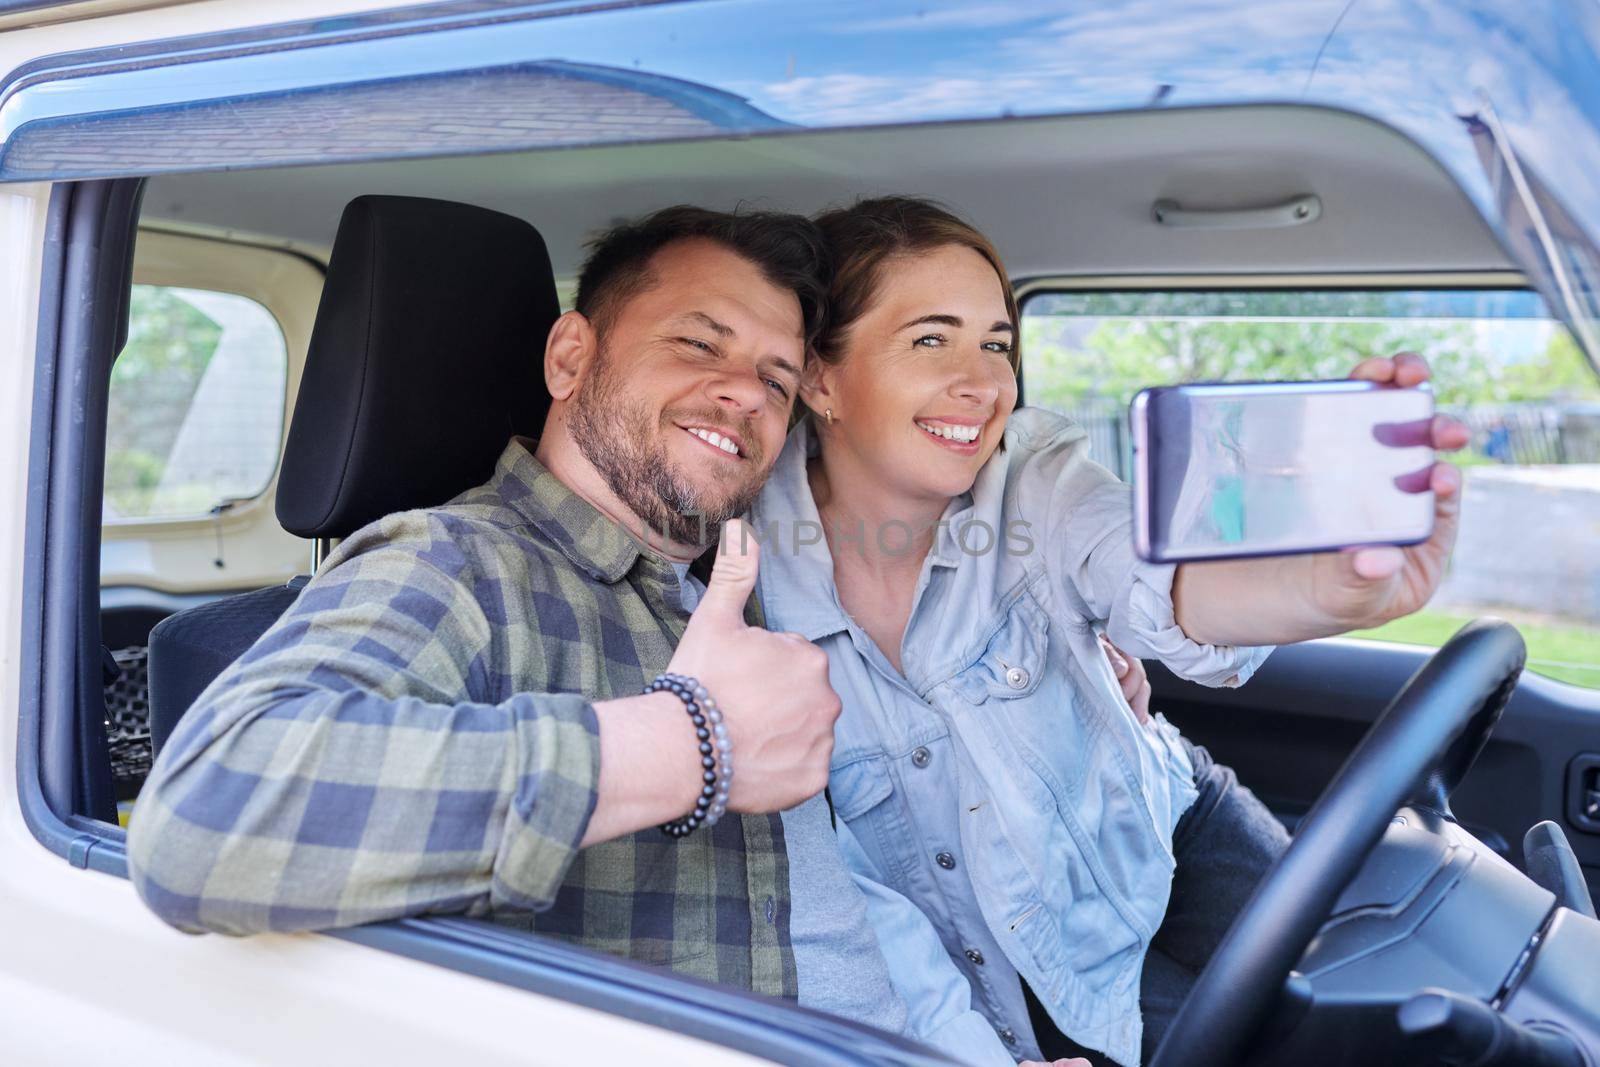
[749,409,1272,1066]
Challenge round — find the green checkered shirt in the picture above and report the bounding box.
[128,438,798,998]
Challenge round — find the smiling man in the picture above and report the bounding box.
[542,226,800,554]
[129,212,827,937]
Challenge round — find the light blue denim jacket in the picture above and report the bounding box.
[749,409,1273,1066]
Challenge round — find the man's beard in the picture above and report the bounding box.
[568,348,764,548]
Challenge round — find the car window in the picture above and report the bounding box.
[104,285,288,522]
[1021,287,1600,689]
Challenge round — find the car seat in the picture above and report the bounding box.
[146,194,559,759]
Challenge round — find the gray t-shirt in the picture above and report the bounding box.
[674,566,910,1035]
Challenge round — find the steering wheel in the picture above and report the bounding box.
[1147,618,1527,1067]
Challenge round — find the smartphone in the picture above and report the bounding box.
[1131,379,1435,563]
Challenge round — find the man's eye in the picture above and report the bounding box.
[764,379,790,398]
[680,337,713,352]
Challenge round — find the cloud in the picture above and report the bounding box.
[834,1,1082,33]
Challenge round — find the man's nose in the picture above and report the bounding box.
[706,367,769,414]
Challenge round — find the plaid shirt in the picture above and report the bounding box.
[128,439,798,998]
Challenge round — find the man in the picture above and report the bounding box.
[127,207,1038,1064]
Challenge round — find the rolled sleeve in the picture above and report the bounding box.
[1033,428,1273,689]
[491,692,601,909]
[1110,555,1274,688]
[127,515,602,934]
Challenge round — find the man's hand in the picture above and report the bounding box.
[1101,633,1150,724]
[1303,351,1471,629]
[583,520,841,846]
[667,519,842,812]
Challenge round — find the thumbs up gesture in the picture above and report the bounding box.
[667,519,842,813]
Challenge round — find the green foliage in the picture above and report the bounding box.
[1021,291,1600,412]
[1498,330,1600,402]
[103,448,164,518]
[1352,607,1600,689]
[111,286,223,388]
[103,287,223,518]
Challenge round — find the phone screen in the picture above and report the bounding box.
[1133,380,1435,562]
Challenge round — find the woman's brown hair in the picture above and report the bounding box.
[810,196,1021,376]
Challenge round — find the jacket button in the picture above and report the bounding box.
[911,746,931,768]
[936,851,956,870]
[999,1028,1017,1044]
[965,948,985,965]
[1005,666,1029,689]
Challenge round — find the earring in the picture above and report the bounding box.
[824,408,835,425]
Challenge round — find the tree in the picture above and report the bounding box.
[1021,290,1598,411]
[103,287,223,517]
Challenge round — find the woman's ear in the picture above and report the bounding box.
[544,310,598,401]
[798,357,839,422]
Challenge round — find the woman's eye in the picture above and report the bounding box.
[983,340,1014,354]
[913,334,946,348]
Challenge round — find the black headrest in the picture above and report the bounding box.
[276,195,558,539]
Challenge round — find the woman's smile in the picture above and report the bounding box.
[914,417,985,455]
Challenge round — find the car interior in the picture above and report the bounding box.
[72,100,1600,1063]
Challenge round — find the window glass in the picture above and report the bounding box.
[104,285,287,521]
[1021,288,1600,688]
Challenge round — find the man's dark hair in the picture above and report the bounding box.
[574,205,830,353]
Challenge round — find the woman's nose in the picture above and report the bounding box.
[949,351,1004,405]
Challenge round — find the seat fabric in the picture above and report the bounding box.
[145,195,559,760]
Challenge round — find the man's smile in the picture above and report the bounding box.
[680,423,744,459]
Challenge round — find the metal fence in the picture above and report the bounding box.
[1038,400,1600,480]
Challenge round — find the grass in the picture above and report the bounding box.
[1349,607,1600,689]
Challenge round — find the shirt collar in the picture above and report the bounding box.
[752,421,854,641]
[491,437,678,585]
[928,433,1011,568]
[753,420,994,637]
[756,418,1027,634]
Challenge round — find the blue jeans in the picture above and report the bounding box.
[1024,740,1292,1065]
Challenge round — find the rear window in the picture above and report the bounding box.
[1020,287,1600,688]
[104,285,288,522]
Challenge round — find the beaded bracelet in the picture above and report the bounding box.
[646,672,733,838]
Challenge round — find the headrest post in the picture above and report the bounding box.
[309,537,333,576]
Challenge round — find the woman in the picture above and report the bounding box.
[748,197,1467,1066]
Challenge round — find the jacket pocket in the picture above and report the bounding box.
[831,753,894,820]
[829,752,919,882]
[950,591,1050,705]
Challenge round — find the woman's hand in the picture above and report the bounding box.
[1171,352,1471,647]
[1301,352,1470,630]
[1101,633,1151,723]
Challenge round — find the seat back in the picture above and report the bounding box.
[147,578,307,756]
[147,195,559,759]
